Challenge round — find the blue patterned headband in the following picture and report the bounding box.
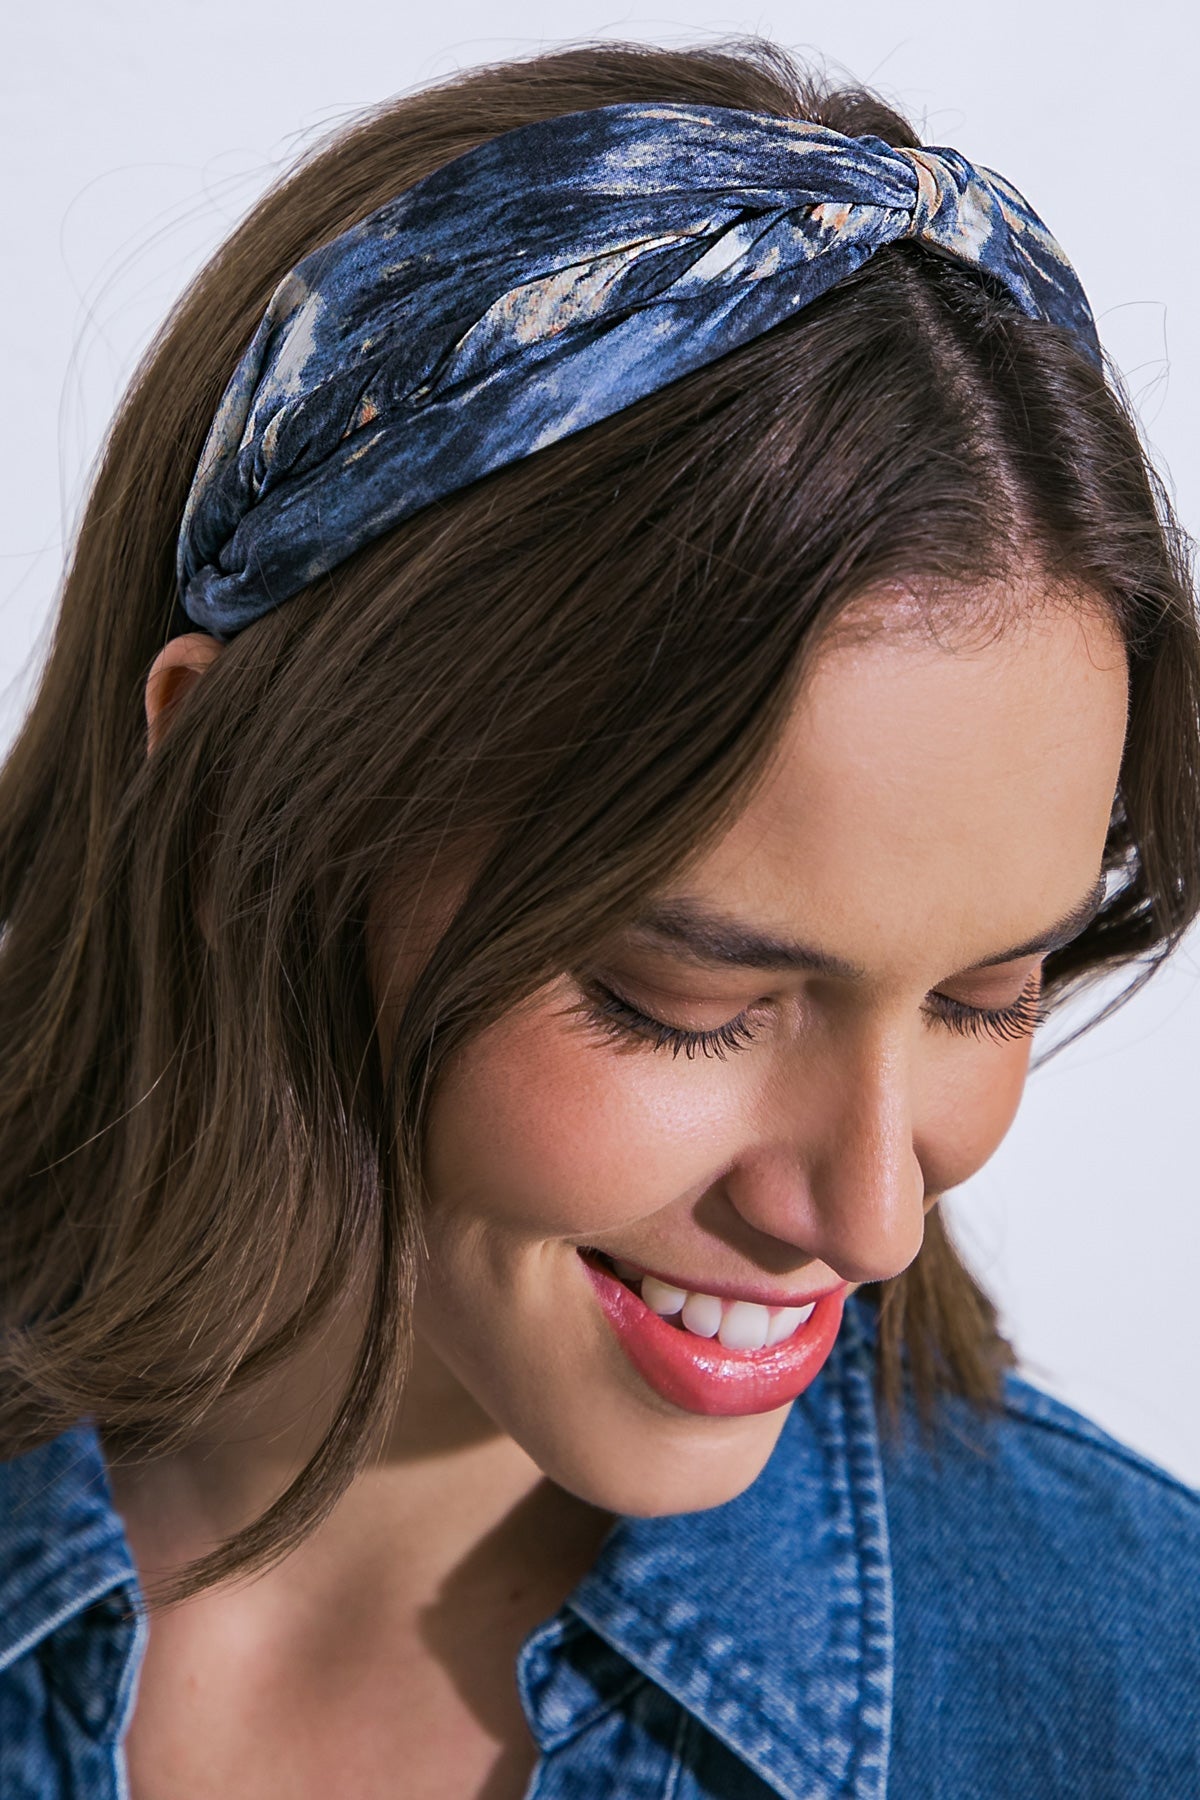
[177,102,1101,640]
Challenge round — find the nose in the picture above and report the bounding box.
[722,1020,927,1285]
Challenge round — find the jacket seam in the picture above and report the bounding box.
[833,1312,893,1800]
[570,1572,814,1794]
[570,1324,891,1799]
[1001,1389,1200,1508]
[534,1653,649,1754]
[0,1569,138,1675]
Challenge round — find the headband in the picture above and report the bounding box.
[176,102,1101,640]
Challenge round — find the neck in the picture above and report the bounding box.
[106,1305,610,1612]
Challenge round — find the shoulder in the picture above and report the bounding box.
[998,1364,1198,1521]
[879,1361,1200,1797]
[882,1361,1199,1581]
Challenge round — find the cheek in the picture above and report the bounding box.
[916,1037,1033,1198]
[423,989,749,1240]
[422,989,1038,1243]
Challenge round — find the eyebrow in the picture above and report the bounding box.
[628,872,1109,981]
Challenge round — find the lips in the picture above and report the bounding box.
[580,1250,847,1417]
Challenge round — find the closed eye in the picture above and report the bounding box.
[924,972,1047,1045]
[568,970,1047,1058]
[568,979,760,1059]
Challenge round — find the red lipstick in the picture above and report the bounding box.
[581,1253,846,1417]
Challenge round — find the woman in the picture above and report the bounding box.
[1,36,1197,1800]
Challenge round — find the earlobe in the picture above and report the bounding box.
[144,632,223,753]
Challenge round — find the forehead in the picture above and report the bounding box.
[677,597,1128,975]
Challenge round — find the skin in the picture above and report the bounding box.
[119,588,1128,1799]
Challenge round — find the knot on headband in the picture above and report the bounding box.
[177,102,1101,639]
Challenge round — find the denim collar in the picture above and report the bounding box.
[0,1420,144,1743]
[519,1294,893,1799]
[0,1298,891,1795]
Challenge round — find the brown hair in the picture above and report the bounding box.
[2,38,1197,1595]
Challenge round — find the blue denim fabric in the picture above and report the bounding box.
[2,1296,1196,1797]
[0,1426,143,1799]
[176,103,1101,640]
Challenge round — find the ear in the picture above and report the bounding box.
[145,632,223,753]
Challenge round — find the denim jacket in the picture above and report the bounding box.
[2,1296,1197,1798]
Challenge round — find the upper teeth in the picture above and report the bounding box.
[612,1263,815,1350]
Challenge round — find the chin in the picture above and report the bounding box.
[516,1395,794,1518]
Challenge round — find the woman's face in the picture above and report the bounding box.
[377,594,1129,1516]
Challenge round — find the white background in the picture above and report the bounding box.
[5,2,1198,1482]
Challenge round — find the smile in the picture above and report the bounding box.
[601,1254,822,1348]
[579,1250,847,1417]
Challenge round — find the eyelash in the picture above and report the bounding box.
[575,975,1048,1060]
